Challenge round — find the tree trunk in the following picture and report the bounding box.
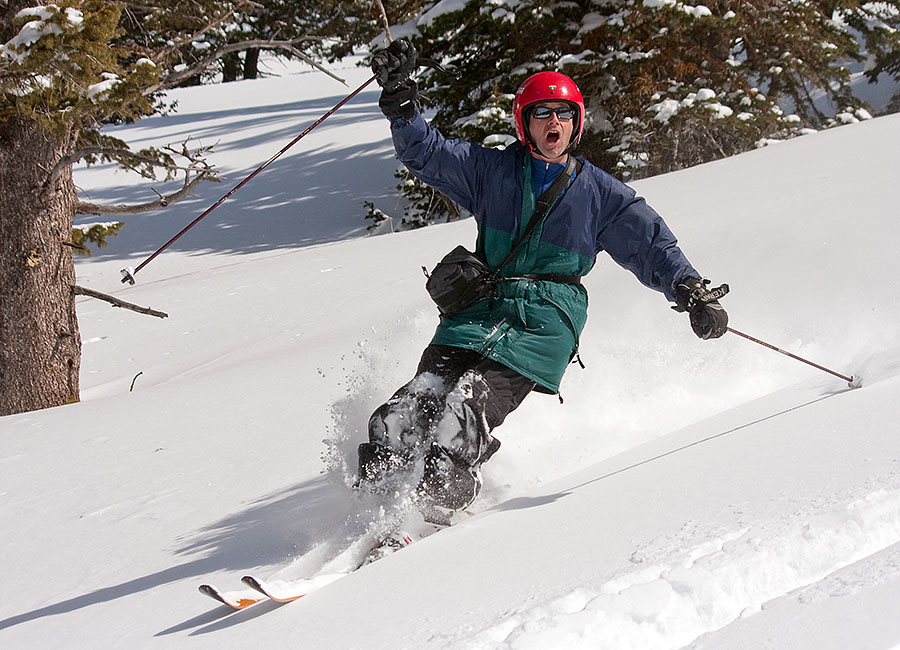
[243,48,260,80]
[0,118,81,416]
[223,50,241,82]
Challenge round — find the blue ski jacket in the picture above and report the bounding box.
[391,109,700,393]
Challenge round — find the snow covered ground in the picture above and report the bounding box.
[2,56,900,650]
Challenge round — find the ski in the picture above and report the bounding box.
[198,507,456,609]
[236,539,408,604]
[198,583,267,610]
[197,537,386,609]
[241,573,346,603]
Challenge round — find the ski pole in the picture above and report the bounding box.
[727,326,861,388]
[121,73,379,284]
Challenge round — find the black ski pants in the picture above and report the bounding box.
[359,345,535,509]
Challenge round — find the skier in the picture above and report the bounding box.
[357,39,728,524]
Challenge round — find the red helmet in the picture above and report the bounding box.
[513,71,585,154]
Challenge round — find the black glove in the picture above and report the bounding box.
[371,38,417,90]
[378,80,417,119]
[371,39,418,119]
[673,277,729,339]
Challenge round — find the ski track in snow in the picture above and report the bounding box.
[453,488,900,650]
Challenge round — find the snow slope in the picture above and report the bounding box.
[1,56,900,650]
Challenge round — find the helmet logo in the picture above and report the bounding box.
[548,84,557,95]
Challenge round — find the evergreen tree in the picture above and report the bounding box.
[380,0,899,224]
[0,0,365,416]
[192,1,381,83]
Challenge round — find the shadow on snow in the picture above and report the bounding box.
[0,474,352,632]
[74,87,402,262]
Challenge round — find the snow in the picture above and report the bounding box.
[420,0,473,27]
[681,4,713,18]
[650,98,682,122]
[650,89,735,123]
[2,54,900,650]
[86,73,121,101]
[557,50,596,67]
[0,5,83,63]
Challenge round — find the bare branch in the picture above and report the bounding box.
[146,38,346,94]
[46,147,198,193]
[271,42,349,86]
[75,168,218,216]
[68,136,219,216]
[73,285,168,319]
[151,0,263,65]
[373,0,393,43]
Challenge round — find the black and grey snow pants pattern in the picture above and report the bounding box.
[359,345,535,511]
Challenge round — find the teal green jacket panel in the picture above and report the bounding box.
[392,111,700,393]
[431,278,589,393]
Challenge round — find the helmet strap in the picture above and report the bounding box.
[526,138,548,159]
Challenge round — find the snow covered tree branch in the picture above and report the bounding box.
[370,0,898,228]
[147,37,347,92]
[143,0,263,66]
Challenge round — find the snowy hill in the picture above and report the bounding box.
[2,57,900,650]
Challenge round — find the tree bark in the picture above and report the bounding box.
[0,118,81,416]
[243,48,259,79]
[223,50,241,82]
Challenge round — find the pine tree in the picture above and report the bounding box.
[380,0,899,223]
[0,0,369,416]
[1,0,144,415]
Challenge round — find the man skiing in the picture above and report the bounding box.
[357,39,728,524]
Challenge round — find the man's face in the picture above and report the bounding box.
[527,101,576,164]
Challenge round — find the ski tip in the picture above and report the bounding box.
[241,575,308,603]
[198,584,264,610]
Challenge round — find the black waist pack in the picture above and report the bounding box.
[425,245,495,315]
[425,156,582,316]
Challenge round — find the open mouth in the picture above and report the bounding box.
[546,130,561,146]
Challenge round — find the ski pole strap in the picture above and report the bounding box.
[418,58,462,79]
[672,279,730,313]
